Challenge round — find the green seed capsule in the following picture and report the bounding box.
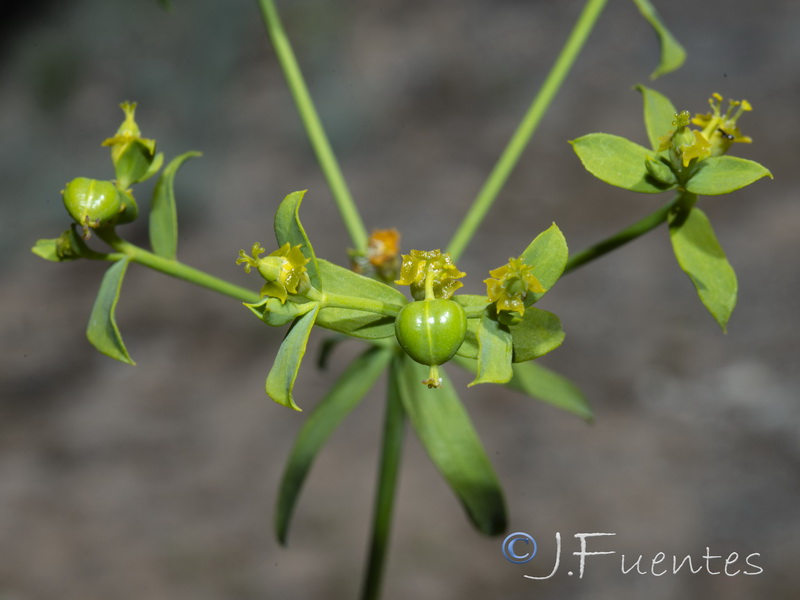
[62,177,123,230]
[395,299,467,367]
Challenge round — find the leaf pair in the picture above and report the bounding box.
[571,88,770,197]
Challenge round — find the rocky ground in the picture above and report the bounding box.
[2,1,799,599]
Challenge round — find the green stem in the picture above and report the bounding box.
[563,195,679,275]
[447,0,608,262]
[306,289,404,317]
[99,232,261,303]
[360,360,406,600]
[256,0,369,253]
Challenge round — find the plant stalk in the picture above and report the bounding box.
[99,232,260,303]
[256,0,369,253]
[447,0,608,262]
[563,196,679,275]
[360,360,406,600]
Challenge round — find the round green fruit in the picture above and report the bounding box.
[62,177,123,229]
[395,299,467,366]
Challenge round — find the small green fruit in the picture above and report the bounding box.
[395,299,467,366]
[62,177,123,230]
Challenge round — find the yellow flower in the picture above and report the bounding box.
[395,249,465,300]
[692,93,752,156]
[237,242,310,303]
[484,257,545,316]
[679,130,712,167]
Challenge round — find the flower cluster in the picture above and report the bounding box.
[692,93,752,156]
[659,94,752,169]
[484,257,545,320]
[395,249,465,300]
[237,242,310,303]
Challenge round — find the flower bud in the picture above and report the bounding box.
[101,102,162,189]
[645,156,676,186]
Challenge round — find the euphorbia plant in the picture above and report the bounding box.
[31,0,771,598]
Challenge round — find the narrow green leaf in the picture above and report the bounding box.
[469,313,513,386]
[275,347,392,544]
[149,151,201,259]
[86,258,135,365]
[685,156,772,196]
[635,84,677,151]
[452,356,592,421]
[318,259,407,308]
[397,356,507,536]
[265,304,321,411]
[138,152,165,185]
[669,207,737,331]
[570,133,674,193]
[631,0,686,79]
[274,190,322,290]
[510,307,565,362]
[506,361,593,421]
[314,259,407,339]
[519,223,569,305]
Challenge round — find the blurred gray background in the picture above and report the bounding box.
[2,0,799,598]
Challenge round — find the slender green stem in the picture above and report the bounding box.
[99,232,261,303]
[256,0,369,253]
[360,359,406,600]
[447,0,608,262]
[322,292,404,317]
[563,196,678,275]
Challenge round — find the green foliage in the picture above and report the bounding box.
[631,0,686,79]
[265,305,320,411]
[276,347,393,544]
[506,361,593,421]
[275,190,323,290]
[636,84,677,150]
[685,156,773,195]
[86,258,135,365]
[315,259,406,339]
[150,151,201,259]
[518,223,569,305]
[570,134,674,193]
[669,207,737,331]
[396,356,507,536]
[470,313,514,386]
